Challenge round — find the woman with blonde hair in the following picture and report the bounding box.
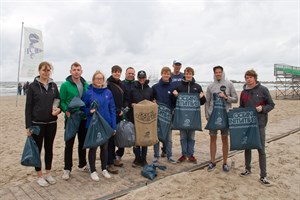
[82,71,116,181]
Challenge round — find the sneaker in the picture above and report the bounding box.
[62,170,70,180]
[114,159,124,167]
[152,157,159,163]
[188,156,197,164]
[260,177,271,186]
[240,170,251,177]
[37,177,49,187]
[90,171,100,182]
[107,165,119,174]
[167,157,177,164]
[78,164,90,172]
[177,155,186,163]
[222,163,230,172]
[207,162,216,172]
[102,169,111,179]
[44,175,56,184]
[132,158,140,168]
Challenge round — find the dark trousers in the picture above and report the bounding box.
[32,123,57,172]
[64,120,87,171]
[107,136,116,165]
[88,142,108,172]
[133,146,148,161]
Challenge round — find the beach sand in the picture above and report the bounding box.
[0,93,299,199]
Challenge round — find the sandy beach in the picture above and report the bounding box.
[0,92,299,200]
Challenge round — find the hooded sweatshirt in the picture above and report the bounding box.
[25,76,60,128]
[240,82,275,128]
[205,72,238,119]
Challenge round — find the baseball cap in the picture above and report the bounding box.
[137,70,147,78]
[173,60,182,65]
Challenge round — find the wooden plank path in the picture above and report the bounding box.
[1,116,299,200]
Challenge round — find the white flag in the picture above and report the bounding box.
[21,27,44,78]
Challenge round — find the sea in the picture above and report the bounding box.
[0,81,276,96]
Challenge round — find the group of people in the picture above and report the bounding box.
[18,81,30,95]
[24,60,275,188]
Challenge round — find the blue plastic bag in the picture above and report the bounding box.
[205,93,229,130]
[64,110,85,141]
[141,164,167,180]
[228,107,262,150]
[157,103,172,142]
[83,111,114,149]
[21,126,41,168]
[172,93,202,131]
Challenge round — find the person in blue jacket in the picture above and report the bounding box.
[82,71,116,181]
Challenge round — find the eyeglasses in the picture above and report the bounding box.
[95,77,104,81]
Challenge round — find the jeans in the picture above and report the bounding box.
[133,146,148,161]
[154,129,172,159]
[64,120,87,171]
[244,127,267,177]
[180,130,195,157]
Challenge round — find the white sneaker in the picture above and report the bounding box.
[62,170,70,180]
[102,169,111,179]
[44,175,56,184]
[90,171,100,181]
[78,164,90,172]
[37,177,49,187]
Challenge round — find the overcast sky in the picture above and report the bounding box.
[1,0,299,82]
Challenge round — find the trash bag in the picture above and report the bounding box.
[228,107,262,150]
[205,93,229,130]
[64,110,85,141]
[172,93,202,131]
[83,111,114,149]
[157,103,172,142]
[67,96,85,111]
[134,100,159,146]
[141,164,167,180]
[21,126,41,168]
[115,120,136,148]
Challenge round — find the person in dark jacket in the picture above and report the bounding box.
[82,70,116,181]
[25,61,61,187]
[129,70,154,167]
[106,65,126,174]
[60,62,89,180]
[122,67,136,122]
[239,69,275,186]
[173,67,206,164]
[152,67,177,164]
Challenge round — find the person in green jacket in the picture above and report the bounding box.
[60,62,89,180]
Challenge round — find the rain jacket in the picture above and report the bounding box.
[82,84,116,130]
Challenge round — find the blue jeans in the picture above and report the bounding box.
[154,129,172,159]
[180,130,195,157]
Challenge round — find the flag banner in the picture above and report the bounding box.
[21,27,43,78]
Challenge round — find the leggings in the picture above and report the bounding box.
[88,142,108,172]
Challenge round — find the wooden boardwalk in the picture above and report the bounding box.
[1,116,299,200]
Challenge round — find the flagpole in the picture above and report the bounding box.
[16,22,24,107]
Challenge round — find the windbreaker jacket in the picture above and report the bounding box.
[205,72,238,119]
[25,76,60,128]
[152,78,176,110]
[59,75,89,114]
[82,85,116,130]
[174,77,206,105]
[240,82,275,128]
